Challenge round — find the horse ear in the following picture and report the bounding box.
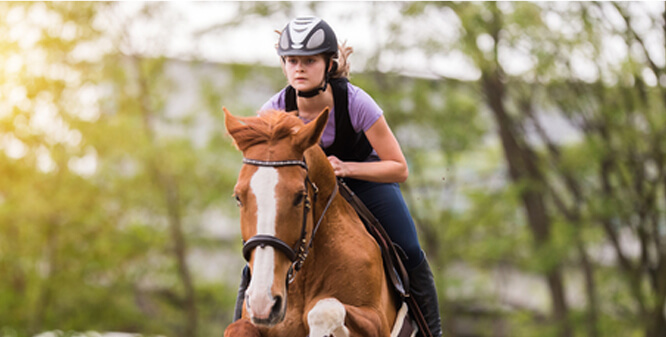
[294,107,329,152]
[223,107,243,144]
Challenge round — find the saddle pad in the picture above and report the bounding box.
[391,302,418,337]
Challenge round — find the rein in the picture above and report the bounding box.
[240,157,338,283]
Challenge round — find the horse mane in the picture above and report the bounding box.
[227,109,303,152]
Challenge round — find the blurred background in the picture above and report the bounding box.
[1,2,665,337]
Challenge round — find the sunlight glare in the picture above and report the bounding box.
[32,100,59,134]
[8,86,28,108]
[3,134,28,159]
[75,84,102,122]
[11,23,41,50]
[0,103,8,120]
[68,147,98,177]
[36,146,57,173]
[5,54,24,74]
[60,21,78,41]
[6,6,25,25]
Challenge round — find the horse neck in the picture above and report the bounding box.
[304,146,337,201]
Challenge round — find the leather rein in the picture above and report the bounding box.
[240,157,338,283]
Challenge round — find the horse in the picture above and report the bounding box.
[223,107,400,337]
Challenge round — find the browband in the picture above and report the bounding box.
[242,158,308,170]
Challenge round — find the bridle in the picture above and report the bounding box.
[240,157,338,283]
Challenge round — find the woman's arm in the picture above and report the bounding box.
[327,116,409,183]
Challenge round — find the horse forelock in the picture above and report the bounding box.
[228,110,304,153]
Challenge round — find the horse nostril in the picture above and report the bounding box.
[271,295,283,314]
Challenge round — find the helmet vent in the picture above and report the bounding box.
[289,17,321,46]
[280,32,290,50]
[306,29,325,50]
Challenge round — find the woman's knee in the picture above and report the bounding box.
[400,242,425,269]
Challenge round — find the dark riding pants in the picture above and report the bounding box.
[342,178,424,270]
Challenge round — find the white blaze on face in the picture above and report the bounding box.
[245,166,279,319]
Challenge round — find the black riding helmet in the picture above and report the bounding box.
[278,17,338,98]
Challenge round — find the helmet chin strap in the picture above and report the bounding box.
[297,80,328,98]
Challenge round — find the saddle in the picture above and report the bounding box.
[337,179,433,337]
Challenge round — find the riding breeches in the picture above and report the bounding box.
[341,178,425,270]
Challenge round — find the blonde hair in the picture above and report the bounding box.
[331,41,353,79]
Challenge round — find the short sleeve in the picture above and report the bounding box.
[347,84,383,133]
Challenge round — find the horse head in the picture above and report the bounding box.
[224,107,329,327]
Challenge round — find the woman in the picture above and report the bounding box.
[234,16,442,337]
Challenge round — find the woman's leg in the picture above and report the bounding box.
[233,265,251,321]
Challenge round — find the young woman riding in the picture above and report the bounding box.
[233,16,442,337]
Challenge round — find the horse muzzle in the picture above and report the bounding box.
[246,291,287,326]
[244,242,292,326]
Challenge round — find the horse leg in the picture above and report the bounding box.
[307,298,349,337]
[307,298,387,337]
[224,319,262,337]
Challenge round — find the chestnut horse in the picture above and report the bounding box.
[223,108,398,337]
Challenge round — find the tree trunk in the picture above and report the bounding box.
[482,70,572,337]
[164,177,199,337]
[135,56,198,337]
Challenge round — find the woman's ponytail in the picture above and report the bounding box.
[331,42,353,79]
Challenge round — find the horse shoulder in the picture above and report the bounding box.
[316,214,387,296]
[337,212,383,265]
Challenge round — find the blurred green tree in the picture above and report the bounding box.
[376,2,666,337]
[2,2,665,337]
[0,2,254,336]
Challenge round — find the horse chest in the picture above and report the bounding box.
[261,316,308,337]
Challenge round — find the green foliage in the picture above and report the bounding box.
[0,2,252,336]
[2,2,665,337]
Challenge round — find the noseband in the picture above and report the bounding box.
[240,157,338,282]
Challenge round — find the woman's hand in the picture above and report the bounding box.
[325,116,409,183]
[327,155,348,177]
[358,116,409,182]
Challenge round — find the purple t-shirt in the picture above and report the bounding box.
[260,82,383,160]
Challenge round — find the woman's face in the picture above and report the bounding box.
[283,55,327,92]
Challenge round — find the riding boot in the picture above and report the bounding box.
[409,256,442,337]
[233,265,251,321]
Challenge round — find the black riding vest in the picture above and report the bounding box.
[285,78,374,162]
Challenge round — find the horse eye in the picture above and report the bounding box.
[233,194,242,207]
[293,192,306,206]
